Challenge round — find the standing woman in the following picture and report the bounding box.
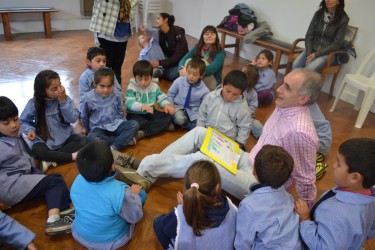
[178,25,225,91]
[292,0,349,72]
[141,13,189,81]
[89,0,139,85]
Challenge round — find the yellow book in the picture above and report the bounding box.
[200,127,240,174]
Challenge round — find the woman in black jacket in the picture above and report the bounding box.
[141,13,189,81]
[292,0,349,72]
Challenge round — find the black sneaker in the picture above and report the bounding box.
[60,207,75,219]
[112,150,140,170]
[153,67,164,78]
[45,217,72,235]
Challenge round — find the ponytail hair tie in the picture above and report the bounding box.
[190,183,199,190]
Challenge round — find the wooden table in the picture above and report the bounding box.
[0,7,59,41]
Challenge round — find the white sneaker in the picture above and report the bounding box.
[40,161,57,172]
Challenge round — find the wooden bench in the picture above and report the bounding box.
[217,27,303,76]
[0,7,58,41]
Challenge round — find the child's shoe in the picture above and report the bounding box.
[316,162,328,180]
[115,167,152,192]
[112,150,141,170]
[167,123,175,131]
[60,207,75,219]
[135,130,145,141]
[316,152,325,163]
[40,161,57,173]
[128,137,137,146]
[45,217,72,235]
[153,67,164,78]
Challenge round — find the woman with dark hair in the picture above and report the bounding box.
[141,13,189,81]
[178,25,225,90]
[292,0,349,71]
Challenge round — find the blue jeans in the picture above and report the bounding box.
[172,109,197,130]
[251,119,263,139]
[162,66,179,81]
[137,127,257,199]
[88,120,139,150]
[292,50,328,72]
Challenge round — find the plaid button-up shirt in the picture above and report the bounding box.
[249,106,319,206]
[89,0,138,36]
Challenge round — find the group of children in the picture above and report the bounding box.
[152,139,375,249]
[1,41,374,249]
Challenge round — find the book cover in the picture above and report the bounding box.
[200,127,240,174]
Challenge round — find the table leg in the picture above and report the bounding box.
[42,12,52,38]
[1,13,12,41]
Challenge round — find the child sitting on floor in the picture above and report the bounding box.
[251,49,276,105]
[71,139,146,250]
[125,60,175,140]
[295,138,375,249]
[168,58,210,130]
[81,67,139,150]
[0,210,37,250]
[240,63,264,139]
[138,33,166,78]
[153,160,237,249]
[1,96,75,236]
[197,69,252,148]
[20,70,87,172]
[235,145,302,249]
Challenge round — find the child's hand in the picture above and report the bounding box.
[27,131,36,141]
[130,184,142,195]
[141,105,154,114]
[294,198,310,222]
[251,59,257,65]
[57,85,67,102]
[27,242,38,250]
[179,66,187,76]
[164,104,176,115]
[0,202,11,210]
[177,191,183,205]
[139,24,146,32]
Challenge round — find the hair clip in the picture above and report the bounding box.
[190,183,199,190]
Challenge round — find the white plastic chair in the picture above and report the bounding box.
[330,48,375,128]
[134,0,162,32]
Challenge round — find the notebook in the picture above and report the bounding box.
[200,127,240,174]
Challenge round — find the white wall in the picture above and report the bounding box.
[167,0,375,107]
[0,0,91,32]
